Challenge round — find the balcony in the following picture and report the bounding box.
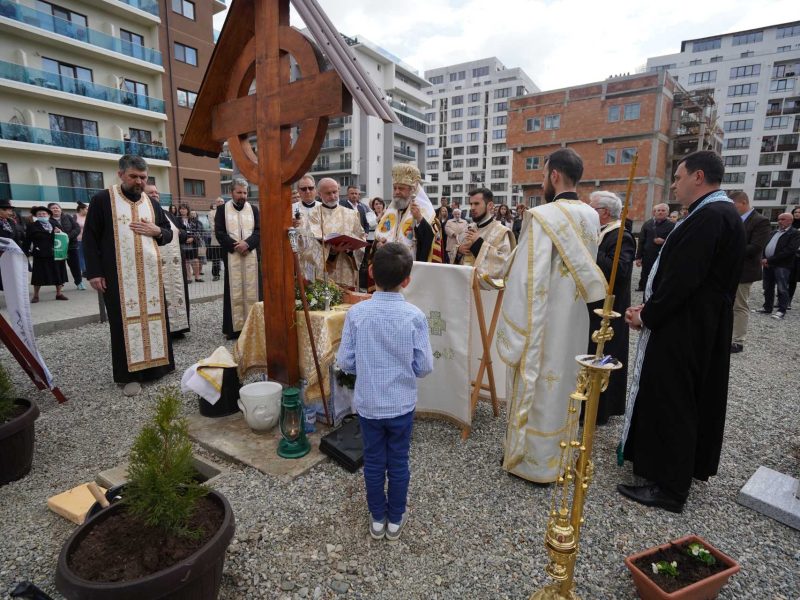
[0,122,169,161]
[117,0,159,16]
[319,138,351,150]
[389,100,428,122]
[0,0,162,66]
[394,146,416,159]
[327,117,349,128]
[219,155,233,169]
[0,182,103,204]
[310,161,352,172]
[396,113,426,133]
[0,61,165,113]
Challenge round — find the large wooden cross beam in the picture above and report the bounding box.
[182,0,396,385]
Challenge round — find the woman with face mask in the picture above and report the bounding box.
[25,206,68,302]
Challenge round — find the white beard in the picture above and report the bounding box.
[393,196,410,211]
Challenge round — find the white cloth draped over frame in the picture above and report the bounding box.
[110,185,170,372]
[497,200,606,483]
[224,200,259,332]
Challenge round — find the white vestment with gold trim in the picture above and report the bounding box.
[109,185,170,372]
[224,201,259,333]
[298,204,365,289]
[497,200,606,482]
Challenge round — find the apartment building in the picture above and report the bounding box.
[0,0,223,213]
[422,57,538,207]
[647,21,800,218]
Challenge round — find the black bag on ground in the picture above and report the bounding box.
[198,366,241,417]
[319,415,363,472]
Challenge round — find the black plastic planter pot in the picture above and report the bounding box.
[55,490,235,600]
[0,399,40,486]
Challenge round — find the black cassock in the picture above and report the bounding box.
[83,189,175,384]
[587,224,635,424]
[214,201,261,338]
[623,196,744,498]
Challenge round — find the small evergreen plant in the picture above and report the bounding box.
[0,363,16,422]
[125,387,208,538]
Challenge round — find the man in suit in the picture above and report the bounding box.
[341,185,369,233]
[729,191,770,353]
[756,212,800,320]
[635,203,674,291]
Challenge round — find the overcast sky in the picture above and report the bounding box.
[214,1,799,91]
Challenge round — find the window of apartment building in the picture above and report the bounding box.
[725,137,750,149]
[183,178,205,196]
[690,59,702,66]
[426,161,438,170]
[492,129,506,139]
[788,152,800,168]
[494,88,511,99]
[608,106,620,122]
[759,153,783,166]
[770,79,795,92]
[427,137,435,146]
[177,88,197,108]
[467,93,480,102]
[730,64,760,79]
[756,171,772,186]
[526,117,541,131]
[425,112,435,122]
[429,174,438,182]
[733,31,763,45]
[525,156,541,170]
[778,45,792,53]
[495,101,508,111]
[544,114,560,130]
[621,148,636,164]
[448,172,464,180]
[464,106,478,117]
[493,116,507,126]
[649,63,675,73]
[467,119,481,128]
[428,75,444,85]
[605,150,617,165]
[765,116,791,129]
[467,145,480,155]
[56,168,103,192]
[426,149,440,157]
[762,136,777,152]
[773,171,793,185]
[778,134,799,150]
[175,42,198,66]
[452,159,464,168]
[492,143,506,152]
[710,55,722,63]
[777,24,800,38]
[773,63,799,78]
[491,156,508,165]
[468,132,480,141]
[491,169,507,178]
[471,172,485,183]
[623,103,641,120]
[722,155,747,167]
[427,124,436,134]
[726,101,756,114]
[728,83,758,96]
[724,119,753,132]
[490,182,507,192]
[425,185,438,195]
[688,71,716,84]
[451,108,463,118]
[740,51,755,58]
[450,134,463,143]
[172,0,195,19]
[453,147,464,155]
[120,29,144,49]
[467,158,480,167]
[42,57,92,83]
[122,78,151,109]
[36,2,87,27]
[449,71,466,82]
[129,128,152,144]
[452,95,464,105]
[722,172,746,184]
[452,121,463,131]
[692,38,721,52]
[754,189,778,201]
[472,66,490,78]
[49,113,97,144]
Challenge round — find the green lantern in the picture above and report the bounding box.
[277,387,310,459]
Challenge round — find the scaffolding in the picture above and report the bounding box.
[668,87,722,174]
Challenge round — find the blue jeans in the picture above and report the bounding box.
[763,265,790,312]
[359,411,414,524]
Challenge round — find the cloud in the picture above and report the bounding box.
[214,0,800,90]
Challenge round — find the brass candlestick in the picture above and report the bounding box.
[531,153,638,600]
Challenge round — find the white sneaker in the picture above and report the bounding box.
[385,513,407,542]
[369,519,385,540]
[772,312,785,320]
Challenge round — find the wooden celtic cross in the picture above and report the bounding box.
[181,0,396,384]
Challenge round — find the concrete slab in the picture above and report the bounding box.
[96,455,227,489]
[737,465,800,531]
[187,412,328,482]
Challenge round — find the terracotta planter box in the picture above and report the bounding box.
[624,534,740,600]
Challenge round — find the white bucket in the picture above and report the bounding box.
[238,381,282,432]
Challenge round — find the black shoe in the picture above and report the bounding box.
[730,343,744,353]
[616,483,684,513]
[213,275,220,281]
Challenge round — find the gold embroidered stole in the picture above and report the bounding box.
[160,218,189,332]
[224,201,259,332]
[110,185,169,371]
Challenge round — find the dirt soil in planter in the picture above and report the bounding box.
[1,404,26,425]
[67,495,224,582]
[633,542,729,594]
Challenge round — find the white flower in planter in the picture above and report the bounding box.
[651,563,659,575]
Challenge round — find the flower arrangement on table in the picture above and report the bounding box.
[295,280,343,311]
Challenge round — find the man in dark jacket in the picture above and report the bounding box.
[635,203,674,291]
[729,192,770,353]
[756,212,800,320]
[340,185,370,233]
[48,202,84,290]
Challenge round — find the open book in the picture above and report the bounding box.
[320,233,368,251]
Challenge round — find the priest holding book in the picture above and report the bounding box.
[298,177,366,289]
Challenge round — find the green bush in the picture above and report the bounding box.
[0,363,15,423]
[125,387,208,538]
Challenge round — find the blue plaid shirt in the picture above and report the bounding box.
[336,291,433,419]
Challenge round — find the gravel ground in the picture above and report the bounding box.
[1,281,798,599]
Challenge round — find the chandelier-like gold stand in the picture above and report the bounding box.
[531,153,639,600]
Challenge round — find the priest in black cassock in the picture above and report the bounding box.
[586,190,635,425]
[618,151,745,513]
[214,177,261,339]
[83,155,175,396]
